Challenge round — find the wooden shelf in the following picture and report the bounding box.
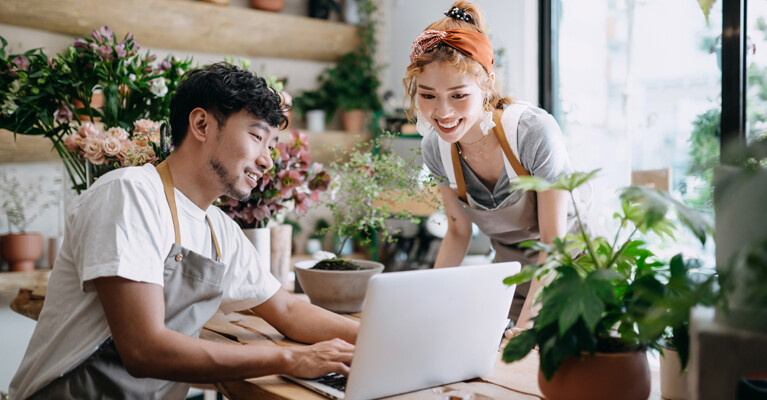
[280,130,371,165]
[0,0,359,62]
[0,129,59,164]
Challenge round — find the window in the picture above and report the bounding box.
[547,0,722,265]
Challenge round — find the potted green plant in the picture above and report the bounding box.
[293,134,440,313]
[501,170,713,400]
[292,88,335,133]
[0,169,58,272]
[315,0,382,133]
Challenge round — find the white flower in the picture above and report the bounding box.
[149,77,168,97]
[9,80,22,94]
[1,97,19,115]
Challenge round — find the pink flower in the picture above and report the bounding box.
[77,122,101,139]
[277,170,302,198]
[91,26,113,44]
[74,38,89,50]
[11,56,29,71]
[82,137,106,165]
[102,136,123,157]
[63,134,80,152]
[133,119,160,135]
[114,43,127,59]
[105,127,129,141]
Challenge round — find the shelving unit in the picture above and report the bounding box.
[0,0,359,62]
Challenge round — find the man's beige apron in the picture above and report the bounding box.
[437,104,580,320]
[29,161,225,400]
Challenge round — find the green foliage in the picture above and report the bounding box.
[295,0,382,121]
[320,133,440,256]
[502,170,715,380]
[686,107,720,209]
[0,28,194,193]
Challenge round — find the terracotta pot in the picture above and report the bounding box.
[0,233,43,272]
[250,0,284,12]
[341,109,366,133]
[294,259,383,313]
[538,350,651,400]
[72,91,105,122]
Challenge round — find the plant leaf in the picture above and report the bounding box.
[503,265,538,286]
[502,329,537,363]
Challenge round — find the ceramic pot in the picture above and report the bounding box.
[660,348,688,400]
[243,227,270,272]
[294,259,383,313]
[341,109,365,133]
[306,110,326,132]
[0,233,43,272]
[537,350,651,400]
[250,0,284,12]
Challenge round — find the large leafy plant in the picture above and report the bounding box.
[501,170,713,380]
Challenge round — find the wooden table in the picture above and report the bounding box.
[203,308,548,399]
[6,271,663,399]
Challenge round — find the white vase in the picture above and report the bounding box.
[343,0,361,25]
[660,348,688,400]
[243,227,270,272]
[306,110,326,132]
[269,224,292,288]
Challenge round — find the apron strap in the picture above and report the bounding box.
[156,161,182,245]
[451,143,468,202]
[493,110,530,177]
[156,161,222,261]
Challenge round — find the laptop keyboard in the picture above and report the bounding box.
[312,373,348,392]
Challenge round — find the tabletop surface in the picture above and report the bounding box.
[202,307,662,400]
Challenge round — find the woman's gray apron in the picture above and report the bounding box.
[437,103,580,320]
[29,161,225,400]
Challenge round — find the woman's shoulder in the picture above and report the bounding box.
[502,103,559,132]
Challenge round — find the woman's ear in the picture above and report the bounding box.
[188,108,209,143]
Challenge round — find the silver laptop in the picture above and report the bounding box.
[283,262,520,400]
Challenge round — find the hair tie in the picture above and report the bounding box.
[444,6,473,23]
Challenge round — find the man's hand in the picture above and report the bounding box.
[286,338,355,378]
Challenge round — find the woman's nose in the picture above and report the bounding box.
[436,99,454,118]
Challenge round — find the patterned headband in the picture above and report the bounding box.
[409,29,494,74]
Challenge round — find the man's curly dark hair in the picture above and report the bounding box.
[169,62,287,147]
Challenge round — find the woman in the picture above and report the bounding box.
[403,1,592,330]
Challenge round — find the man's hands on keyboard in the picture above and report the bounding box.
[286,338,354,378]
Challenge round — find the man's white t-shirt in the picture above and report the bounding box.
[10,164,281,399]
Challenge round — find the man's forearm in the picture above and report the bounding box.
[278,299,359,344]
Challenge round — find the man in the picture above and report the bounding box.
[10,63,357,399]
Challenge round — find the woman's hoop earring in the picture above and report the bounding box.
[479,109,495,136]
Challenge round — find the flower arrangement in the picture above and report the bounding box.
[218,130,331,229]
[0,26,194,192]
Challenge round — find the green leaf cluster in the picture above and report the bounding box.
[502,170,716,380]
[320,133,441,256]
[0,29,194,193]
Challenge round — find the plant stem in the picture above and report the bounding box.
[570,191,600,268]
[604,226,639,269]
[336,235,351,258]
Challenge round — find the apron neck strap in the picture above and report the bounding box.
[492,110,530,177]
[156,161,222,262]
[450,143,468,202]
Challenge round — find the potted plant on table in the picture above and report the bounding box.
[293,134,440,313]
[501,170,713,400]
[0,170,58,272]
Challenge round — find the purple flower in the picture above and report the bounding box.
[114,43,126,59]
[91,26,114,44]
[74,38,89,50]
[11,56,29,71]
[157,60,172,72]
[53,104,74,123]
[98,45,114,61]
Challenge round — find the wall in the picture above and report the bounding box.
[0,0,535,391]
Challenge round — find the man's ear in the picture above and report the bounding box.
[188,108,210,143]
